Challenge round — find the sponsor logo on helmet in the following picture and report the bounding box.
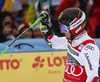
[58,12,63,20]
[73,20,82,27]
[75,26,82,33]
[70,12,85,31]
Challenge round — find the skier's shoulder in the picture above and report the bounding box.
[81,38,99,52]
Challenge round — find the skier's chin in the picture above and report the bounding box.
[66,37,70,40]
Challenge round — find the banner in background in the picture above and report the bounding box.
[0,51,67,82]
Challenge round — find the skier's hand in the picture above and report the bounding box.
[40,9,50,33]
[40,10,50,26]
[40,23,48,33]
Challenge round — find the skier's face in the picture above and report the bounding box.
[61,29,71,40]
[60,24,71,40]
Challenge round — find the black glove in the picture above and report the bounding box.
[40,9,53,48]
[40,10,50,26]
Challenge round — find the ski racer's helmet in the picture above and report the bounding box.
[58,7,86,40]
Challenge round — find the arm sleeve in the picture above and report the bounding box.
[41,25,68,49]
[49,35,68,49]
[80,43,99,82]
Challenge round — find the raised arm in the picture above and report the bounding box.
[39,10,68,49]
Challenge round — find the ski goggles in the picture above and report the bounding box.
[60,24,69,32]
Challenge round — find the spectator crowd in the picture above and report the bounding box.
[0,0,100,42]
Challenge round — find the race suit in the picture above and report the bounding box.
[47,31,99,82]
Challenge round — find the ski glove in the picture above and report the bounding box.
[40,10,50,33]
[40,10,50,26]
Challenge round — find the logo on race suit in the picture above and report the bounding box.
[68,45,79,56]
[78,44,84,50]
[85,45,94,50]
[63,78,73,82]
[65,64,83,76]
[32,56,45,70]
[84,53,93,71]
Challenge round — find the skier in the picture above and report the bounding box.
[40,7,99,82]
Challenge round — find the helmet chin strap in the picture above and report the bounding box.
[69,30,75,40]
[70,34,75,40]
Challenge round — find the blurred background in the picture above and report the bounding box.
[0,0,100,82]
[0,0,100,42]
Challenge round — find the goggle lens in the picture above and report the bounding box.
[60,24,68,32]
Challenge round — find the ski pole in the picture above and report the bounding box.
[0,17,41,56]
